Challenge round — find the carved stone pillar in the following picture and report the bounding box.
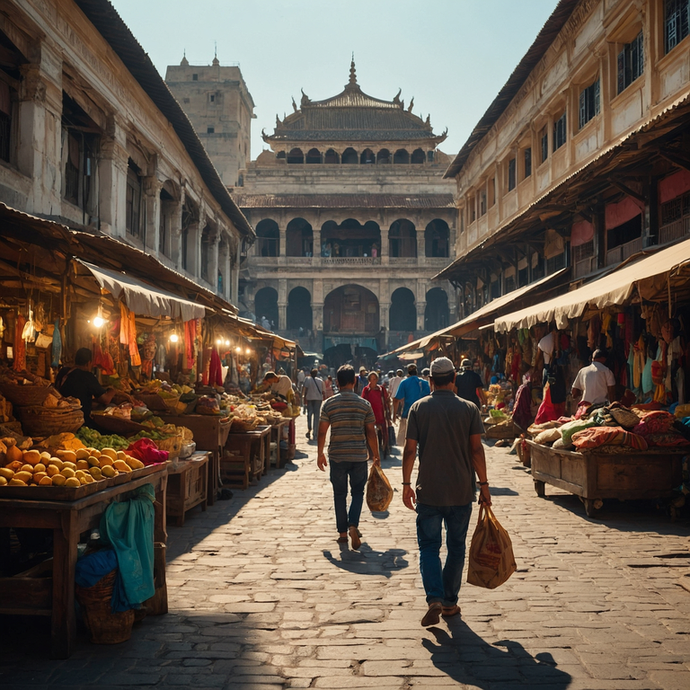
[278,278,287,330]
[416,301,426,332]
[143,176,162,252]
[18,53,63,215]
[98,119,129,238]
[208,231,220,293]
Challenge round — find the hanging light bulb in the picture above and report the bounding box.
[92,304,105,329]
[224,339,231,347]
[169,333,179,343]
[235,346,242,353]
[245,347,252,355]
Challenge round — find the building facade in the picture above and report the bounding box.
[439,0,690,316]
[232,62,458,363]
[165,57,255,188]
[0,0,252,306]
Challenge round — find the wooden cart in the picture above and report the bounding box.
[166,452,209,526]
[526,439,686,518]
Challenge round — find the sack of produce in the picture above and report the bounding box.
[534,428,561,445]
[365,463,393,512]
[467,504,517,589]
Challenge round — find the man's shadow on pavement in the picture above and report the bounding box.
[423,622,572,688]
[323,543,408,579]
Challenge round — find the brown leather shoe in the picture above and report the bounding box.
[421,602,443,627]
[442,605,461,617]
[348,525,362,550]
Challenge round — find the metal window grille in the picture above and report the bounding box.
[553,112,567,151]
[578,79,600,129]
[524,148,532,178]
[618,32,644,94]
[665,0,690,53]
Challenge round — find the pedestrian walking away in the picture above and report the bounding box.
[362,371,392,458]
[454,358,486,409]
[394,363,430,446]
[303,368,325,439]
[401,356,491,627]
[317,364,379,550]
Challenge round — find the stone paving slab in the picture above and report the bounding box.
[1,414,690,689]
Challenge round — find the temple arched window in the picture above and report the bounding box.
[324,149,339,164]
[341,147,358,164]
[360,148,375,164]
[287,148,304,164]
[425,219,450,257]
[411,148,425,164]
[286,218,313,257]
[394,149,409,164]
[377,149,391,164]
[256,219,280,257]
[306,148,321,164]
[389,219,417,258]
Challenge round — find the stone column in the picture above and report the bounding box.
[380,228,389,266]
[312,226,321,262]
[416,231,425,260]
[170,202,183,267]
[18,49,63,216]
[143,176,162,252]
[208,231,220,293]
[98,118,129,238]
[278,278,287,330]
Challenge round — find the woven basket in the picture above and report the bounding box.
[0,382,54,407]
[15,406,84,436]
[231,418,259,432]
[76,570,134,644]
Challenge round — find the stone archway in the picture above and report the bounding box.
[255,287,279,329]
[425,288,449,331]
[323,284,379,334]
[287,286,312,331]
[390,287,416,331]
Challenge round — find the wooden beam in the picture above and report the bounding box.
[658,150,690,174]
[610,178,646,203]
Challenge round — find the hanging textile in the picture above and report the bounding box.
[208,348,223,387]
[51,318,62,368]
[184,320,196,370]
[119,302,141,367]
[13,314,26,372]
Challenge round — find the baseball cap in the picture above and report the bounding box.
[461,358,472,368]
[430,357,455,376]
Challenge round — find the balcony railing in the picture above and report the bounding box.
[605,237,643,266]
[659,217,690,245]
[321,256,381,266]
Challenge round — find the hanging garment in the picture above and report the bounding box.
[13,314,26,372]
[51,318,62,368]
[127,310,141,367]
[207,348,224,387]
[184,320,196,370]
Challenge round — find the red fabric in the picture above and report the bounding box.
[646,432,690,447]
[571,220,594,247]
[126,438,169,465]
[571,426,648,451]
[633,410,675,436]
[631,401,663,411]
[13,314,26,372]
[208,348,223,387]
[605,196,643,230]
[512,382,532,430]
[362,385,388,428]
[659,169,690,204]
[535,384,565,425]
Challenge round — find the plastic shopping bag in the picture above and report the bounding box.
[467,504,517,589]
[366,463,393,512]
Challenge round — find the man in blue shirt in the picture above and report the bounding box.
[394,363,430,446]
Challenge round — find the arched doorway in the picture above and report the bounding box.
[324,284,379,334]
[425,219,450,257]
[377,149,390,164]
[305,148,321,164]
[389,219,417,257]
[255,287,279,329]
[411,148,425,164]
[360,148,375,164]
[287,287,312,331]
[341,147,358,164]
[324,148,339,164]
[321,219,381,257]
[287,148,304,164]
[394,149,409,164]
[286,218,313,256]
[425,288,449,331]
[256,219,280,257]
[390,288,416,331]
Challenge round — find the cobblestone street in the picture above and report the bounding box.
[2,414,690,689]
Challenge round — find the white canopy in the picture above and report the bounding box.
[494,238,690,333]
[79,260,205,321]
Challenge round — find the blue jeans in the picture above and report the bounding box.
[416,502,473,605]
[306,400,322,432]
[329,460,368,534]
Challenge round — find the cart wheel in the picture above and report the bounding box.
[534,480,546,498]
[583,499,600,518]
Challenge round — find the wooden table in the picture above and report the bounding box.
[166,452,209,526]
[270,419,291,469]
[0,468,168,659]
[527,440,686,517]
[223,425,271,489]
[160,414,232,506]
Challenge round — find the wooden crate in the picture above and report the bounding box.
[166,453,209,526]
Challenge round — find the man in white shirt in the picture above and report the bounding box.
[303,369,325,440]
[388,369,403,400]
[262,371,293,399]
[571,350,616,406]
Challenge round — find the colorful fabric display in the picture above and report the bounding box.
[571,426,648,451]
[633,410,675,437]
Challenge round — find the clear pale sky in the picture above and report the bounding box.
[111,0,559,161]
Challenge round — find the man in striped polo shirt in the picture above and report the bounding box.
[317,364,379,550]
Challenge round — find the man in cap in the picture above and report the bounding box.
[388,369,404,401]
[394,364,430,446]
[454,358,486,409]
[402,356,490,627]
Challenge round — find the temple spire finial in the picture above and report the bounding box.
[212,41,219,66]
[180,49,189,66]
[348,53,357,85]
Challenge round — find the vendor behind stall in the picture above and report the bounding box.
[571,349,616,407]
[56,347,118,428]
[261,371,293,401]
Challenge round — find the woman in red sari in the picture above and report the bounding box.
[362,371,391,458]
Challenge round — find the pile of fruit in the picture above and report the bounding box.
[0,445,144,487]
[77,424,192,451]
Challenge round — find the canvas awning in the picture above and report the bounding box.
[494,238,690,333]
[387,268,568,356]
[78,260,205,321]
